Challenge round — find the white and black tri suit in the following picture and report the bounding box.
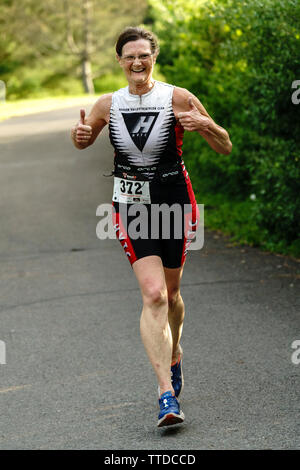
[109,80,199,268]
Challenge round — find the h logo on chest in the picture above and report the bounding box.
[132,115,156,135]
[122,112,159,151]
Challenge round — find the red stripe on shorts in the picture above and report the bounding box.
[112,202,137,265]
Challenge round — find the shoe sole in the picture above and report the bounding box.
[157,411,185,428]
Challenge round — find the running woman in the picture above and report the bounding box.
[71,27,232,427]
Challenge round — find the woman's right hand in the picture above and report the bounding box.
[71,109,93,146]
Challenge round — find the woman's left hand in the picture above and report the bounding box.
[178,97,211,132]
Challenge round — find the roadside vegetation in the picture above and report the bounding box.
[148,0,300,258]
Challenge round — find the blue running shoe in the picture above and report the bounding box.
[171,356,184,398]
[157,391,185,427]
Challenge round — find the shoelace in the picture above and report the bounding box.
[159,393,177,410]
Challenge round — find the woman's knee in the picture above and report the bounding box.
[142,280,168,310]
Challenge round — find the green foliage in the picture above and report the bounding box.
[150,0,300,257]
[0,0,148,98]
[250,137,299,244]
[3,55,85,99]
[198,193,261,246]
[94,73,128,93]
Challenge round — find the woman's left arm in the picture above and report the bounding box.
[174,88,232,155]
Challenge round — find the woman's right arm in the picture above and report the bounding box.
[71,93,113,150]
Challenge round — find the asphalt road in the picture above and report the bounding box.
[0,105,299,450]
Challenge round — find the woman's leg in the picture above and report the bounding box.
[133,255,174,396]
[164,265,185,363]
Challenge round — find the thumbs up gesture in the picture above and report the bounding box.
[178,97,211,132]
[80,109,86,125]
[72,108,93,146]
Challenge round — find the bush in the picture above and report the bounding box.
[94,73,127,93]
[250,137,299,245]
[150,0,300,256]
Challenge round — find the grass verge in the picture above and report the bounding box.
[197,192,300,260]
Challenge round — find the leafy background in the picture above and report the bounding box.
[148,0,300,257]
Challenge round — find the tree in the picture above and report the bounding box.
[149,0,300,254]
[0,0,148,96]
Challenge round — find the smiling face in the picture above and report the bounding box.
[117,39,157,91]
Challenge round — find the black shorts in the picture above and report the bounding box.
[112,174,199,269]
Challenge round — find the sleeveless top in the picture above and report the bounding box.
[109,81,184,180]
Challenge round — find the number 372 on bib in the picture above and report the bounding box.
[113,177,151,204]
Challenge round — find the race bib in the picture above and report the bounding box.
[113,177,151,204]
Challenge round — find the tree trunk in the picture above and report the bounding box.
[82,0,94,94]
[82,57,94,94]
